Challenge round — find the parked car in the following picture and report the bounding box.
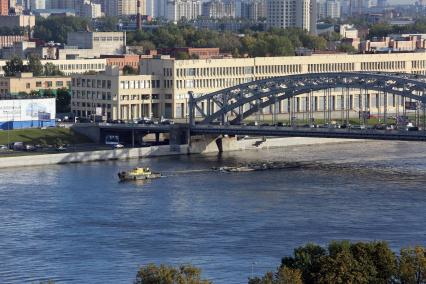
[56,145,67,152]
[160,119,174,125]
[13,142,24,151]
[113,143,124,149]
[0,145,8,151]
[25,144,36,151]
[247,121,258,126]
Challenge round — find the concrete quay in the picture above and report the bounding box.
[0,137,359,169]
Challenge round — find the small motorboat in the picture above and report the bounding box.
[118,167,161,182]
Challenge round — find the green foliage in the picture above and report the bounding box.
[33,16,90,43]
[3,56,25,76]
[0,26,24,36]
[369,18,426,39]
[127,24,327,57]
[27,54,44,76]
[122,65,138,75]
[260,242,422,284]
[249,267,303,284]
[56,88,71,113]
[338,44,357,53]
[399,246,426,284]
[135,263,211,284]
[43,63,64,76]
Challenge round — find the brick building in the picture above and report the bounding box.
[100,54,141,71]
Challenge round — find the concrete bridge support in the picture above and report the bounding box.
[188,135,239,154]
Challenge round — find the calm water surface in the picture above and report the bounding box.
[0,141,425,284]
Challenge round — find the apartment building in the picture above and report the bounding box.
[167,0,202,21]
[266,0,316,32]
[72,52,426,121]
[0,73,71,95]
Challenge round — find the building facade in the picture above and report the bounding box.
[0,0,9,15]
[104,0,145,17]
[202,0,236,18]
[71,66,162,120]
[0,73,70,95]
[167,0,201,21]
[266,0,315,32]
[241,0,266,21]
[72,52,426,121]
[66,31,126,56]
[317,0,340,19]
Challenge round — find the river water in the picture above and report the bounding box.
[0,141,425,284]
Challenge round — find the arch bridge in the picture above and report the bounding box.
[188,72,426,127]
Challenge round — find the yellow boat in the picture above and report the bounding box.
[118,167,161,182]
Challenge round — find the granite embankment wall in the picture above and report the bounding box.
[0,145,188,169]
[0,137,359,169]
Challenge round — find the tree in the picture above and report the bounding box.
[27,54,44,76]
[281,243,326,284]
[135,263,211,284]
[338,44,357,53]
[123,65,138,75]
[399,246,426,284]
[56,88,71,113]
[249,267,302,284]
[44,63,63,76]
[3,56,25,76]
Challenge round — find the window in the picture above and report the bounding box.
[36,81,42,87]
[26,83,30,89]
[56,81,64,87]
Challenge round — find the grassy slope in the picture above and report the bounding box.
[0,128,92,145]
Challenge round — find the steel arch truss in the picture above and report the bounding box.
[188,72,426,125]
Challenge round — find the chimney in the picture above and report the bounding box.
[136,0,142,30]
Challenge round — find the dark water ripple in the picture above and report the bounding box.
[0,141,425,284]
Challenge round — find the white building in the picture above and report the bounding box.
[104,0,145,17]
[267,0,315,32]
[166,0,201,22]
[317,0,340,19]
[202,0,236,19]
[81,0,102,18]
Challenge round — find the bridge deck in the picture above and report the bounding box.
[191,125,426,142]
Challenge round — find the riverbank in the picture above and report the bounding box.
[0,137,359,169]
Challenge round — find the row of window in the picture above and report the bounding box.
[72,78,112,89]
[72,90,113,100]
[361,61,406,71]
[176,66,254,77]
[120,80,161,89]
[59,63,105,71]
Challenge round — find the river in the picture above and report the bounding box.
[0,140,425,284]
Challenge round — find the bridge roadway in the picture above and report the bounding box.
[191,125,426,142]
[96,123,426,142]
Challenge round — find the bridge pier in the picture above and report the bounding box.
[188,134,238,154]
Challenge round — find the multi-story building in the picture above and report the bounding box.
[0,72,70,95]
[317,0,340,19]
[202,0,236,18]
[101,54,141,71]
[72,52,426,121]
[241,0,266,21]
[81,0,102,18]
[0,15,35,29]
[104,0,145,17]
[42,58,107,75]
[0,58,107,76]
[0,35,28,48]
[0,0,9,15]
[167,0,201,22]
[65,31,126,58]
[266,0,316,32]
[71,66,162,120]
